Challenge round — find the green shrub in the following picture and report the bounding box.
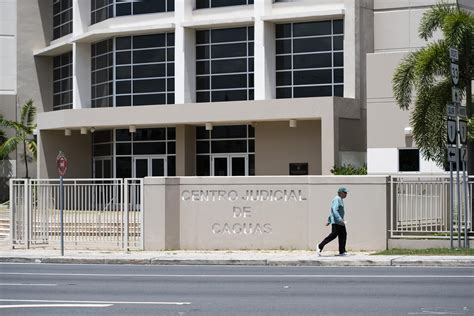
[330,164,367,175]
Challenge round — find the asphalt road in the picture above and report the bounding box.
[0,263,472,315]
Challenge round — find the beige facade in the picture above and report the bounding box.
[0,0,17,200]
[7,0,469,187]
[367,0,472,174]
[12,0,373,178]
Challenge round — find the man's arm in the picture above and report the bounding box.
[331,198,344,224]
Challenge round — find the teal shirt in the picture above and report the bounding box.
[327,195,345,225]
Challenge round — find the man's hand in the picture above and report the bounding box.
[325,222,330,226]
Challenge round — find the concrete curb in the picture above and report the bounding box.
[1,256,473,267]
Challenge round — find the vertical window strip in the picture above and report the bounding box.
[53,0,73,39]
[53,51,73,111]
[91,0,113,25]
[275,19,344,99]
[91,39,113,108]
[92,33,175,108]
[117,33,174,106]
[196,27,254,103]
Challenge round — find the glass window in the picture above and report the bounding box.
[91,0,174,25]
[91,32,174,107]
[399,149,420,172]
[91,39,113,108]
[196,125,255,176]
[92,128,176,178]
[53,0,73,39]
[196,27,254,102]
[276,19,344,99]
[53,51,73,111]
[91,0,113,24]
[196,0,253,9]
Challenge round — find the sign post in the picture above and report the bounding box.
[56,151,68,256]
[447,47,469,248]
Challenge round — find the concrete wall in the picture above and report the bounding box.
[143,176,389,251]
[0,0,16,95]
[1,0,17,195]
[38,130,91,178]
[366,0,448,174]
[255,120,321,175]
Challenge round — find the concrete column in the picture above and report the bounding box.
[321,115,337,175]
[254,0,275,100]
[143,178,166,250]
[174,0,195,104]
[175,125,196,176]
[73,43,91,109]
[73,0,90,36]
[143,177,180,250]
[343,0,357,99]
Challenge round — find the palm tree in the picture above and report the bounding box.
[392,2,473,171]
[0,99,37,178]
[0,114,5,150]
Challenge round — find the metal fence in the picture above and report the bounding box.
[10,178,143,250]
[390,175,474,240]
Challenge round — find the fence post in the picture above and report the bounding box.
[389,176,394,239]
[123,179,129,251]
[9,179,14,248]
[23,179,30,249]
[139,178,144,250]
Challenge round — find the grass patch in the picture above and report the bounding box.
[372,248,474,256]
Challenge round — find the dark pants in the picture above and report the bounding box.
[318,224,347,254]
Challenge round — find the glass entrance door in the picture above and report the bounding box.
[211,155,247,176]
[133,156,167,177]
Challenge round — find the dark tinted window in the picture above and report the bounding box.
[53,0,73,39]
[196,0,252,9]
[276,20,344,99]
[399,149,420,172]
[93,0,174,24]
[53,51,73,111]
[196,27,254,103]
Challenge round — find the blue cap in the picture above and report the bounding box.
[338,187,349,193]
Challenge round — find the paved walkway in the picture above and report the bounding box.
[1,248,473,267]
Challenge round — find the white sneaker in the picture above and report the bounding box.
[338,252,350,256]
[316,244,322,256]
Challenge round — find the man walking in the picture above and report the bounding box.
[316,187,349,256]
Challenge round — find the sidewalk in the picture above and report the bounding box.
[1,247,473,267]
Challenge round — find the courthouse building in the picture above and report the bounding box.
[2,0,472,181]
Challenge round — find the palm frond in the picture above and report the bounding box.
[469,117,474,141]
[419,2,454,40]
[0,136,21,160]
[20,99,36,129]
[411,79,451,166]
[0,117,23,133]
[442,10,474,47]
[414,41,450,89]
[392,51,419,110]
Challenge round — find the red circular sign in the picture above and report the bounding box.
[56,152,68,176]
